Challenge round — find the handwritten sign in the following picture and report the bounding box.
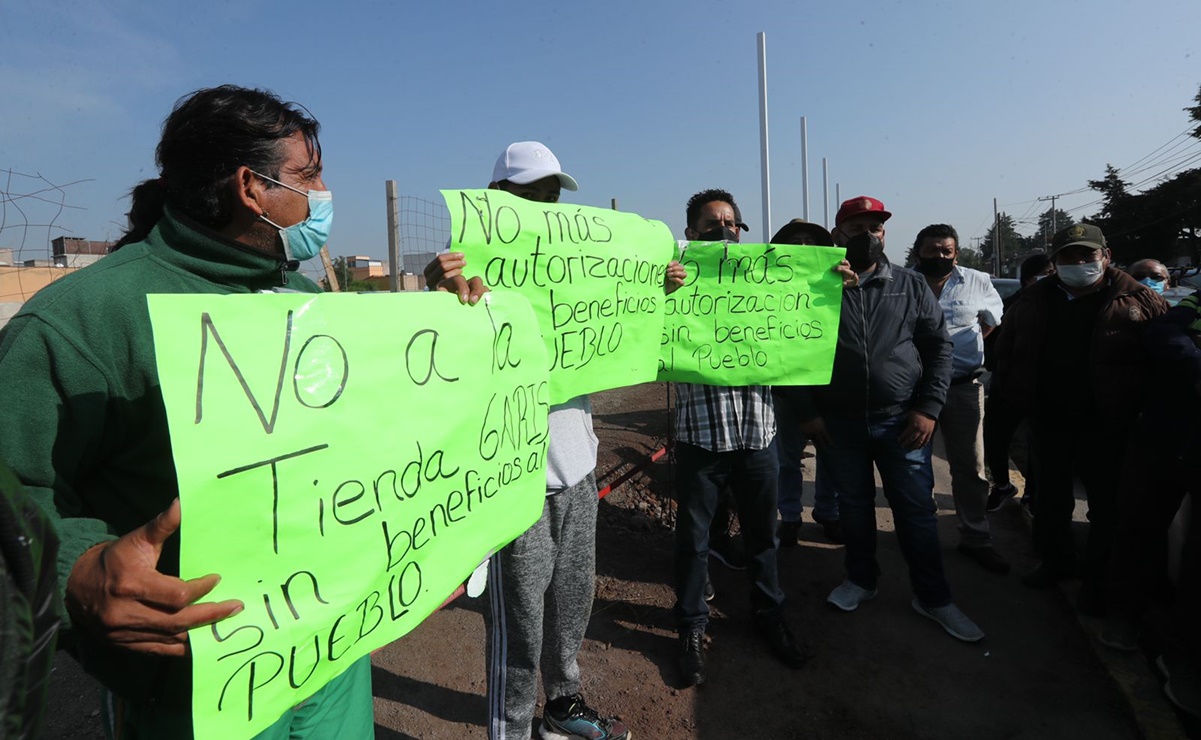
[657,242,845,385]
[147,291,549,740]
[444,189,676,404]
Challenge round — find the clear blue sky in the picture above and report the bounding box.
[3,0,1199,269]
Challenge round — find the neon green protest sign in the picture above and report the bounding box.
[657,243,846,385]
[443,189,677,404]
[147,291,549,740]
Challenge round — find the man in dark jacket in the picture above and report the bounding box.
[991,223,1168,612]
[780,196,982,642]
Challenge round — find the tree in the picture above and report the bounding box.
[1032,208,1075,248]
[980,213,1030,276]
[321,256,352,292]
[955,245,989,271]
[1084,84,1201,265]
[1187,85,1201,140]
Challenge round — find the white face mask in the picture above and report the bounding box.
[1057,261,1105,288]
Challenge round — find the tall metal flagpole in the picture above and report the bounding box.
[822,158,830,229]
[801,116,809,221]
[757,32,771,237]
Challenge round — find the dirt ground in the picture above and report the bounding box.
[45,382,1191,739]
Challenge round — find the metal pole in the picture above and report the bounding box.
[386,180,401,292]
[757,32,771,237]
[1037,193,1061,246]
[993,197,1002,276]
[822,158,830,229]
[801,116,809,221]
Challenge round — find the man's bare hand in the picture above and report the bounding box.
[800,416,832,449]
[899,410,937,450]
[64,499,243,656]
[833,259,859,289]
[665,260,687,294]
[424,252,488,305]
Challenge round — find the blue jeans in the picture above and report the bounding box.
[673,441,786,629]
[821,414,952,608]
[775,393,839,523]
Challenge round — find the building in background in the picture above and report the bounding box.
[51,237,113,268]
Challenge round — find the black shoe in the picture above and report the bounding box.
[1021,561,1075,589]
[813,516,844,544]
[1019,495,1035,520]
[704,576,715,602]
[778,520,800,547]
[678,627,706,687]
[710,533,748,570]
[986,482,1018,512]
[754,618,807,669]
[957,544,1011,574]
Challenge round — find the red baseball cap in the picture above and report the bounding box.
[835,195,892,227]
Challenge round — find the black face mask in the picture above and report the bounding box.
[695,225,740,243]
[844,232,884,272]
[916,256,955,278]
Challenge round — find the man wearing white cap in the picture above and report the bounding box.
[426,142,630,740]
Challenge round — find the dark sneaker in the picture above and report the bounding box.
[704,575,715,602]
[540,694,630,740]
[1157,654,1201,718]
[778,520,800,547]
[1019,495,1035,520]
[678,627,706,687]
[986,482,1017,512]
[709,533,747,570]
[813,516,844,544]
[754,618,807,669]
[1021,561,1076,589]
[957,544,1010,574]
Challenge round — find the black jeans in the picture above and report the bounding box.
[1031,411,1130,586]
[672,441,785,629]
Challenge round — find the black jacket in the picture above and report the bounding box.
[778,255,952,422]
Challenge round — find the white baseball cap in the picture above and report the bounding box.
[491,141,578,191]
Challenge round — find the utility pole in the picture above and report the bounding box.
[822,158,830,229]
[993,197,1002,276]
[386,180,401,292]
[756,32,772,236]
[1037,192,1070,245]
[800,116,809,221]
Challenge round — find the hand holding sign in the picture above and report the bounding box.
[64,498,243,656]
[425,251,489,305]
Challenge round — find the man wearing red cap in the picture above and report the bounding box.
[777,196,984,642]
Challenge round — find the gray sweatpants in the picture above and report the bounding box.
[486,472,598,740]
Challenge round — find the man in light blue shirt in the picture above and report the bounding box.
[912,224,1008,574]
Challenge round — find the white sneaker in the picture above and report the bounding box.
[827,580,878,612]
[912,599,984,642]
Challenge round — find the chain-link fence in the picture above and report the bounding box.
[0,170,94,310]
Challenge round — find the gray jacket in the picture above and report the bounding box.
[779,255,952,422]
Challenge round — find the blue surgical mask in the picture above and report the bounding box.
[252,170,333,261]
[1138,277,1166,294]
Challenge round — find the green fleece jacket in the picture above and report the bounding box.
[0,208,319,710]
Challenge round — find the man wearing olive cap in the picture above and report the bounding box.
[992,223,1167,612]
